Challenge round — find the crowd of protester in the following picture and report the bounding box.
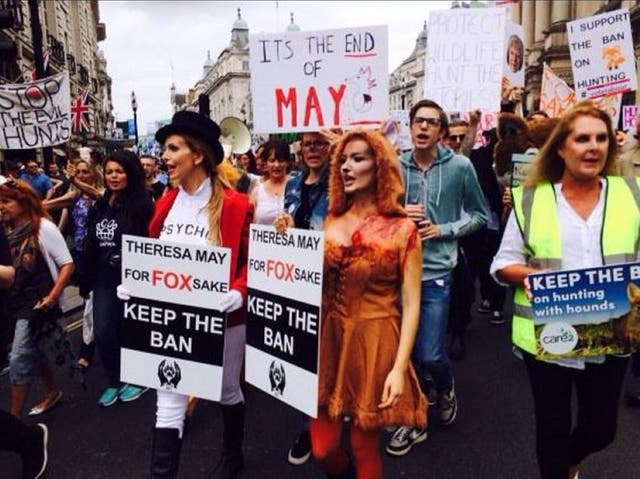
[0,94,639,479]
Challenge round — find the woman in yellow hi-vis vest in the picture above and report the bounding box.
[491,101,640,479]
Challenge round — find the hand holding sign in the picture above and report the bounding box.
[217,290,243,313]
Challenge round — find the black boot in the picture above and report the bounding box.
[151,428,182,479]
[211,402,245,479]
[326,454,355,479]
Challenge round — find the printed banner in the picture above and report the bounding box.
[623,105,638,130]
[567,8,637,99]
[246,225,324,416]
[530,262,640,359]
[510,152,536,188]
[120,235,231,401]
[0,71,70,149]
[250,25,389,133]
[424,7,506,112]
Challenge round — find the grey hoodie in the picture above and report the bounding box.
[399,144,488,280]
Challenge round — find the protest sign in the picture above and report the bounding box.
[120,235,231,401]
[250,25,388,133]
[540,62,621,125]
[623,105,638,130]
[567,9,637,99]
[424,7,506,113]
[530,262,640,359]
[510,152,536,188]
[388,110,411,151]
[0,71,70,149]
[245,225,323,416]
[540,63,576,118]
[504,21,525,88]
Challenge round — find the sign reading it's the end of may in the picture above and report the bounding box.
[120,235,231,402]
[424,7,506,113]
[567,9,637,99]
[245,225,324,417]
[0,71,70,149]
[249,25,388,133]
[529,262,640,360]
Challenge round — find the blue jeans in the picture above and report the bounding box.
[92,286,122,386]
[411,274,453,393]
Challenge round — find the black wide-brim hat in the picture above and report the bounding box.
[156,111,224,165]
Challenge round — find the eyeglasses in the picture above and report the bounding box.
[302,141,329,149]
[447,134,466,142]
[412,116,441,127]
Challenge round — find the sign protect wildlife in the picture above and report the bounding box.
[119,235,231,401]
[245,225,324,417]
[529,262,640,359]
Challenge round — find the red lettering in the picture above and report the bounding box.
[151,269,163,286]
[304,86,324,127]
[328,84,346,125]
[265,259,295,282]
[275,87,297,128]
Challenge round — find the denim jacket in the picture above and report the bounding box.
[283,166,329,231]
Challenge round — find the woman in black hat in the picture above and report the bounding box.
[145,111,253,479]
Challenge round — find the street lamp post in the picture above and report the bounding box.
[131,90,139,147]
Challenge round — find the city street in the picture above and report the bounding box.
[2,292,640,478]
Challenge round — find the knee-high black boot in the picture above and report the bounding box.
[211,402,245,479]
[151,428,182,479]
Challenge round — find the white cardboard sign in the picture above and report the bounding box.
[120,235,231,401]
[568,9,637,99]
[250,25,389,133]
[424,7,506,112]
[245,225,324,416]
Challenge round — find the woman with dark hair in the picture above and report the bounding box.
[310,129,426,479]
[491,101,637,479]
[80,150,153,407]
[0,179,74,417]
[144,111,252,479]
[250,139,289,225]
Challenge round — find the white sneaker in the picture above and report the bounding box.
[385,426,427,456]
[439,382,458,426]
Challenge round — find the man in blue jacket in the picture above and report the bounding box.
[387,99,487,456]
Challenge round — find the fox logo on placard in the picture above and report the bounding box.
[158,359,181,389]
[269,360,286,397]
[96,219,117,241]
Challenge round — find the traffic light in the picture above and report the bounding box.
[0,10,17,61]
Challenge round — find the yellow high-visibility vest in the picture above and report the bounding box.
[510,177,640,354]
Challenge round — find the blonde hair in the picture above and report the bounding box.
[182,135,232,246]
[73,157,104,190]
[526,101,618,186]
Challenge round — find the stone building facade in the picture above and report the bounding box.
[0,0,113,142]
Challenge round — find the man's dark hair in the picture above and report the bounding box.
[409,99,449,134]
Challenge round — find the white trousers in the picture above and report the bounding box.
[155,324,246,437]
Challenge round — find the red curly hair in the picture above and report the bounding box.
[0,179,51,238]
[328,129,406,217]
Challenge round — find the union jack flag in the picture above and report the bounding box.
[71,88,91,133]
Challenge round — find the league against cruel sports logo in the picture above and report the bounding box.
[158,359,182,390]
[269,360,286,397]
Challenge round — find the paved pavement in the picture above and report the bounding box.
[2,289,640,478]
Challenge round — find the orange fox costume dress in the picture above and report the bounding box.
[318,213,427,431]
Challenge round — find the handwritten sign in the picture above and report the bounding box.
[530,262,640,359]
[424,8,506,112]
[250,25,388,133]
[568,8,637,99]
[0,71,70,149]
[623,105,638,130]
[245,225,324,416]
[120,235,231,401]
[541,62,621,126]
